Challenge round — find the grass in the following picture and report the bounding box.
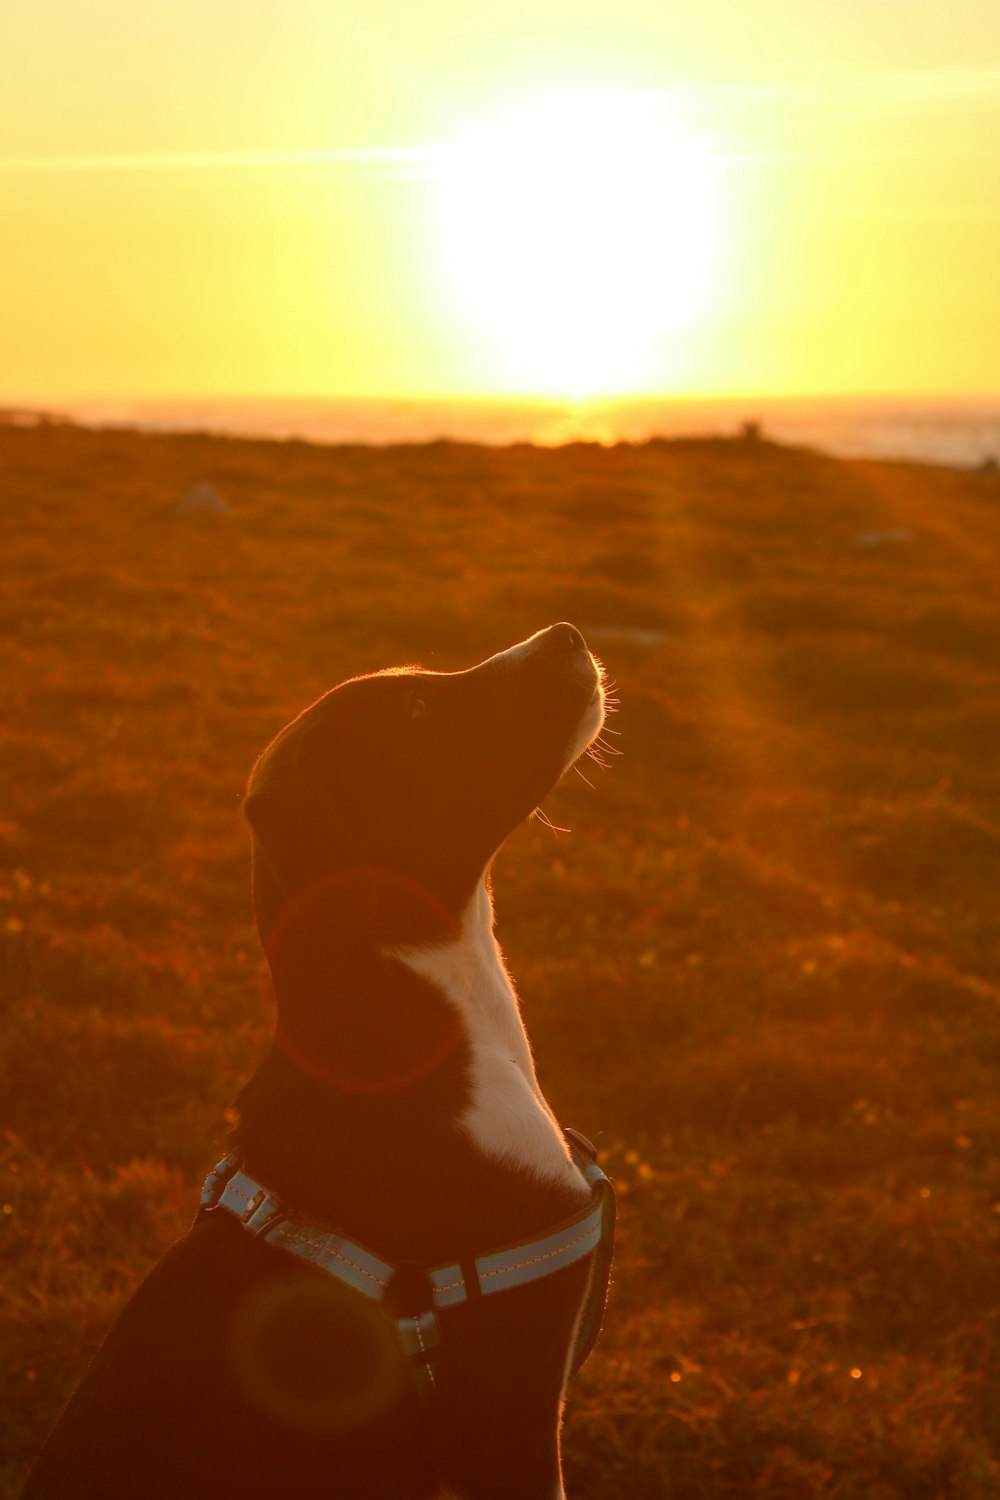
[2,420,999,1497]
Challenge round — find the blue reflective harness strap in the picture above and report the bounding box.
[199,1129,614,1399]
[427,1196,606,1307]
[393,1307,443,1402]
[201,1155,396,1301]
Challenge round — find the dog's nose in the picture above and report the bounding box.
[540,622,586,654]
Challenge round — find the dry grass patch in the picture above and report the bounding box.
[2,421,998,1496]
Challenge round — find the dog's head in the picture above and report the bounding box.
[245,623,604,954]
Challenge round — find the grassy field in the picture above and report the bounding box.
[2,419,999,1497]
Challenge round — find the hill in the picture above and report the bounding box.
[2,421,999,1497]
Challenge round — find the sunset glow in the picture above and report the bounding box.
[1,2,998,404]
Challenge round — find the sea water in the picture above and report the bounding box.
[56,395,1000,467]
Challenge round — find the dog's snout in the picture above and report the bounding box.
[539,622,586,655]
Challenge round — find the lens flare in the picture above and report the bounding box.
[227,1273,405,1431]
[268,868,465,1095]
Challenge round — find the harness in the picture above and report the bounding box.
[199,1128,615,1402]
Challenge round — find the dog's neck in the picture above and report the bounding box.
[386,878,582,1194]
[235,878,587,1264]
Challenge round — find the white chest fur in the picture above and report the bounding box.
[387,882,587,1195]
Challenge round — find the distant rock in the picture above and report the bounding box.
[850,527,914,551]
[174,480,230,517]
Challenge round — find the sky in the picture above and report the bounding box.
[2,1,999,404]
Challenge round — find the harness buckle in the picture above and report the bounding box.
[240,1187,287,1236]
[199,1151,239,1211]
[241,1189,266,1223]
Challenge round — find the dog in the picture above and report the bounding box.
[23,622,614,1500]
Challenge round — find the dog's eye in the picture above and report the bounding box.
[410,696,430,720]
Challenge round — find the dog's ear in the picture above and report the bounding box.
[244,771,377,943]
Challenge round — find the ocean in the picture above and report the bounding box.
[31,395,1000,468]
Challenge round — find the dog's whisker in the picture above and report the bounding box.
[534,806,571,834]
[573,763,596,789]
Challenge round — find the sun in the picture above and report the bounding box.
[432,88,728,399]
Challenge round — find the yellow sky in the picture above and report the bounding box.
[2,1,999,403]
